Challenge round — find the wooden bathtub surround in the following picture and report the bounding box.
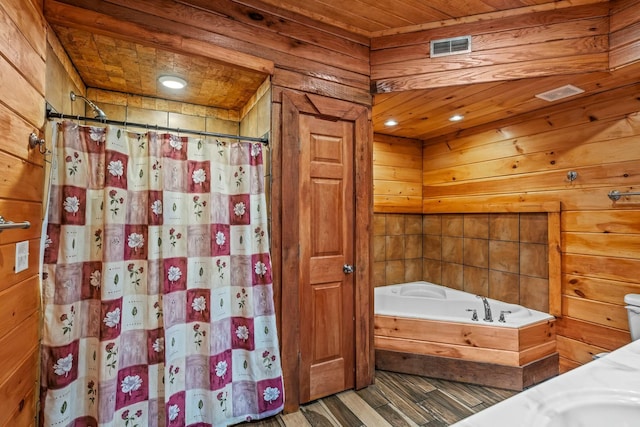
[375,315,556,366]
[375,350,559,392]
[374,315,558,390]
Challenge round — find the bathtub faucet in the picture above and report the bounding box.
[476,295,493,322]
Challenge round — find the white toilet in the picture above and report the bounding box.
[624,294,640,340]
[593,293,640,359]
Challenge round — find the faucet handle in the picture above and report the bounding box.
[498,310,512,323]
[466,308,479,321]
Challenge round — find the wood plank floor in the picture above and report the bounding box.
[238,370,518,426]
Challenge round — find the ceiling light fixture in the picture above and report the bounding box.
[159,75,187,89]
[384,119,398,126]
[449,114,464,122]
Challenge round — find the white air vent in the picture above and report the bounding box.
[535,85,585,102]
[430,36,471,57]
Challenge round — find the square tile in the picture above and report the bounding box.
[373,214,386,236]
[442,237,463,263]
[405,259,423,282]
[463,266,488,296]
[168,112,206,131]
[386,214,405,235]
[385,235,405,260]
[386,260,405,285]
[520,276,549,312]
[442,262,463,290]
[405,235,423,258]
[442,214,463,237]
[464,214,489,239]
[520,243,548,278]
[423,215,442,235]
[374,235,386,262]
[127,107,168,126]
[463,238,489,268]
[520,213,548,243]
[373,262,386,286]
[405,215,423,234]
[423,259,442,284]
[489,270,520,304]
[423,235,442,260]
[489,213,519,241]
[489,240,519,273]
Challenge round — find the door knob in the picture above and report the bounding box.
[343,264,354,274]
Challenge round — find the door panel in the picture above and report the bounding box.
[299,114,355,403]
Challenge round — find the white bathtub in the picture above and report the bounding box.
[374,281,554,328]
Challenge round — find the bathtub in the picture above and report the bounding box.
[374,281,554,328]
[374,281,559,390]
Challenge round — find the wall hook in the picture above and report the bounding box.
[29,132,47,154]
[567,171,578,182]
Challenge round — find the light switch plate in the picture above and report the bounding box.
[15,241,29,273]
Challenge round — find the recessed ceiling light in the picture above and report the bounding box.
[384,119,398,126]
[159,75,187,89]
[449,114,464,122]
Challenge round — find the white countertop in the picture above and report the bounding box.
[452,340,640,427]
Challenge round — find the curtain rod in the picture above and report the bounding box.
[46,111,269,144]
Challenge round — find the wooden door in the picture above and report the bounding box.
[279,90,373,411]
[298,115,355,402]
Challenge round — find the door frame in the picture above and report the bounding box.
[274,89,373,411]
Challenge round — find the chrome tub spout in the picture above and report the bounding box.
[477,295,493,322]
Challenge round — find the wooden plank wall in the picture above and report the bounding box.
[421,82,640,372]
[370,3,610,93]
[610,0,640,69]
[0,0,46,425]
[373,134,423,213]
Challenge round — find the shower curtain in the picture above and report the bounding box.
[40,121,284,426]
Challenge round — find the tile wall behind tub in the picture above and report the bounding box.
[422,213,549,313]
[373,214,424,287]
[373,213,550,313]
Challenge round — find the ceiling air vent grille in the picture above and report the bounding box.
[535,84,585,102]
[430,36,471,57]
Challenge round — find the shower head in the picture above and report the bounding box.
[70,91,107,120]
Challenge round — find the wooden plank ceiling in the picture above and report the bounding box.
[253,0,563,37]
[51,25,269,111]
[45,0,640,140]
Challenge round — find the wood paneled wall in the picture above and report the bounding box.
[422,83,640,371]
[610,0,640,69]
[373,134,423,213]
[371,3,610,93]
[0,0,46,425]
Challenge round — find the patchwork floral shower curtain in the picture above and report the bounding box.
[41,121,284,426]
